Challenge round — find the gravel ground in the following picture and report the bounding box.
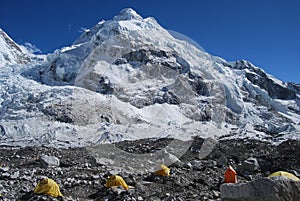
[0,137,299,201]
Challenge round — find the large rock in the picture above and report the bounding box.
[220,177,300,201]
[40,154,60,167]
[237,157,260,176]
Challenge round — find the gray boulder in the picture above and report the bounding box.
[238,157,260,176]
[40,154,60,167]
[220,177,300,201]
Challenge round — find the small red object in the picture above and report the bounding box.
[224,166,237,183]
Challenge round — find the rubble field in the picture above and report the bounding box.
[0,137,299,201]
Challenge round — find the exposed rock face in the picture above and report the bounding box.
[245,72,296,100]
[119,49,190,74]
[220,177,300,201]
[288,82,300,94]
[230,60,297,100]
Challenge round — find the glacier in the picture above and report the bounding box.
[0,8,299,148]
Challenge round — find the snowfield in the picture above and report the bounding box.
[0,8,299,148]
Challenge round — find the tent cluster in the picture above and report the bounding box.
[104,164,170,190]
[25,164,299,199]
[29,164,171,199]
[224,166,299,184]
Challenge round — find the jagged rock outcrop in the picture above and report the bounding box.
[245,72,296,100]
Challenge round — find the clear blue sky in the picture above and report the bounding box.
[1,0,299,83]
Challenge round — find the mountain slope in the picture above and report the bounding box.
[0,8,299,147]
[0,28,30,66]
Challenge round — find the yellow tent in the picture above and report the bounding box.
[34,178,63,198]
[155,164,170,176]
[105,175,129,190]
[268,171,300,181]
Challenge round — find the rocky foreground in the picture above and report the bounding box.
[0,137,300,201]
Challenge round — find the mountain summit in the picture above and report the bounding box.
[0,8,299,147]
[113,8,144,21]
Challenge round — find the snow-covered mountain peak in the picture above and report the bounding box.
[113,8,144,21]
[74,9,157,47]
[1,8,300,148]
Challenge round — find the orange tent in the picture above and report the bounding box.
[224,166,238,183]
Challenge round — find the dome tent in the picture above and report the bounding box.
[155,164,170,176]
[105,175,129,190]
[268,171,300,181]
[34,178,63,198]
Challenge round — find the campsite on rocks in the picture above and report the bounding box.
[1,137,300,200]
[0,8,300,201]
